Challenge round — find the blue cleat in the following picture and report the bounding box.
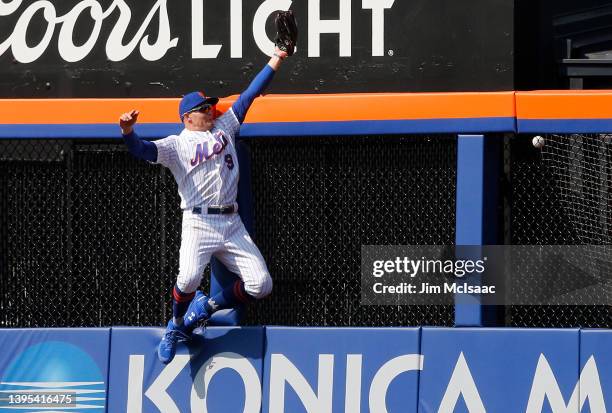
[157,320,190,364]
[183,290,211,333]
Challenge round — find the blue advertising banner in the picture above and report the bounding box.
[107,326,264,413]
[262,327,421,413]
[419,327,580,413]
[0,328,110,413]
[2,326,606,413]
[579,330,612,413]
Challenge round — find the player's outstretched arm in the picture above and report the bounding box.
[231,47,288,124]
[232,10,297,123]
[119,110,158,162]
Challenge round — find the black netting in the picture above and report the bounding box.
[1,136,456,328]
[245,136,456,327]
[507,135,612,328]
[0,140,182,327]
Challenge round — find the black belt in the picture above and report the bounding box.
[192,205,235,215]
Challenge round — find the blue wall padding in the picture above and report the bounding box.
[454,135,503,327]
[419,327,580,413]
[0,117,516,139]
[0,328,110,413]
[518,119,612,134]
[106,326,264,413]
[455,136,487,326]
[5,118,612,138]
[2,327,610,413]
[0,124,181,139]
[262,327,421,413]
[579,329,612,413]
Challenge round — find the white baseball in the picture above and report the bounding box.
[532,135,545,149]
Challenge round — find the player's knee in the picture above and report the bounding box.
[259,276,273,298]
[176,272,202,294]
[244,274,273,300]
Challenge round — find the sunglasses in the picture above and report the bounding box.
[189,103,214,114]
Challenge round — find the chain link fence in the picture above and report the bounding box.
[1,135,457,328]
[246,136,456,326]
[0,139,181,327]
[5,134,610,329]
[506,134,612,327]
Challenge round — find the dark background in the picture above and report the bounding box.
[2,0,611,97]
[0,0,514,97]
[0,136,457,328]
[514,0,612,90]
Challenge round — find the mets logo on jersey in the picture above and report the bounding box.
[190,130,228,167]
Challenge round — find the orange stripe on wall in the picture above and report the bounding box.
[0,92,515,125]
[516,90,612,119]
[0,98,180,124]
[243,92,516,122]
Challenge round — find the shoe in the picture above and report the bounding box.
[157,320,190,364]
[183,290,211,333]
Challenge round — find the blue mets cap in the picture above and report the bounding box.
[179,91,219,120]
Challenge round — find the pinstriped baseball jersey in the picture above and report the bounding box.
[154,108,241,209]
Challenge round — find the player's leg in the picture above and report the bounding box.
[173,214,219,325]
[202,216,272,316]
[158,213,220,363]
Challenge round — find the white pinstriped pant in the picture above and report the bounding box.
[176,210,272,299]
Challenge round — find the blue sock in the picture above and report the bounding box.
[172,285,195,325]
[206,280,254,314]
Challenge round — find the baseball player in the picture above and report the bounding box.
[119,45,291,364]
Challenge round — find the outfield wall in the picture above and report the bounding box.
[2,90,612,330]
[0,327,610,412]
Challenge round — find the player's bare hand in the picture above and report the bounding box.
[274,46,288,60]
[269,46,288,71]
[119,110,139,135]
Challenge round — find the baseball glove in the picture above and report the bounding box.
[274,10,298,56]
